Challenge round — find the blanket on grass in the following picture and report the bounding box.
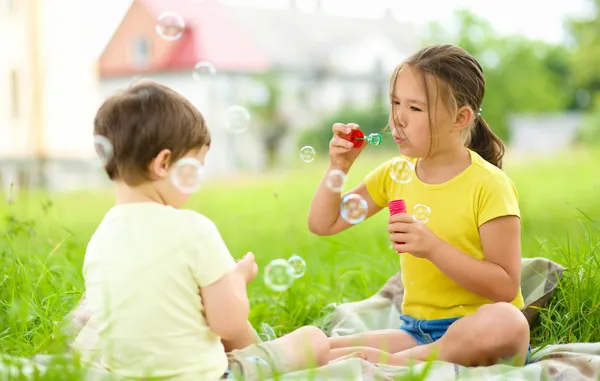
[5,257,598,381]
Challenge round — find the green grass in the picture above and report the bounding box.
[1,147,600,379]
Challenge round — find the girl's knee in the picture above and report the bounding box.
[472,303,530,355]
[443,303,528,349]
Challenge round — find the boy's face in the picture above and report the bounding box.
[153,145,210,209]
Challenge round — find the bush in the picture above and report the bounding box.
[575,92,600,145]
[576,112,600,145]
[298,107,399,153]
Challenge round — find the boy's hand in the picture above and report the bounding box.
[236,252,258,284]
[388,213,442,259]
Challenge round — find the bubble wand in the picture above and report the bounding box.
[346,129,383,148]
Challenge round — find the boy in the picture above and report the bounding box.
[75,81,330,380]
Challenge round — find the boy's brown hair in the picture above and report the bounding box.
[93,80,210,186]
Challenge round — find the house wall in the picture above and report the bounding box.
[39,0,100,159]
[98,0,185,77]
[0,0,100,196]
[0,0,33,159]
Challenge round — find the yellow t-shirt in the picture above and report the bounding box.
[365,149,524,320]
[82,203,236,380]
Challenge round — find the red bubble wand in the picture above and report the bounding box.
[346,129,383,148]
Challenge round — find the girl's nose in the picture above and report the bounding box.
[390,108,406,130]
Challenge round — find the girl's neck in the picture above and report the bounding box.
[416,146,471,185]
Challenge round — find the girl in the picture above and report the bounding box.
[308,44,531,367]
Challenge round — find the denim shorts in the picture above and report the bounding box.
[399,314,532,364]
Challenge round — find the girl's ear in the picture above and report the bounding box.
[455,105,475,131]
[149,149,172,179]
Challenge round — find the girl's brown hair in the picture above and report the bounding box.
[390,44,505,168]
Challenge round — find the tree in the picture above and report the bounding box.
[246,72,291,169]
[567,0,600,109]
[424,10,575,141]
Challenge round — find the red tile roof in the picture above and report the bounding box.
[138,0,270,72]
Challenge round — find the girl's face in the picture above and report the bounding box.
[389,65,456,159]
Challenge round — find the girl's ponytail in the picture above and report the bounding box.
[467,115,505,169]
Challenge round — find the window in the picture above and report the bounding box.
[132,37,150,67]
[10,69,19,119]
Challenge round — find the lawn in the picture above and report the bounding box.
[0,146,599,375]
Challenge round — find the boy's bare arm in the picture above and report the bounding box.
[202,253,259,348]
[221,321,260,352]
[201,268,251,341]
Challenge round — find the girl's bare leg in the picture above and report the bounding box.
[329,347,423,366]
[329,329,418,353]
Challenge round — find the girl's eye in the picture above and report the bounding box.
[410,106,422,112]
[391,101,400,105]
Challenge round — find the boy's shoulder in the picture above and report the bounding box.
[176,209,225,245]
[177,208,217,230]
[94,204,217,242]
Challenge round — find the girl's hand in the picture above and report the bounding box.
[388,214,443,259]
[329,123,367,172]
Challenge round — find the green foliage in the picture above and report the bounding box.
[423,10,579,141]
[246,71,292,168]
[566,0,600,106]
[576,96,600,144]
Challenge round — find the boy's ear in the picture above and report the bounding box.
[455,105,475,132]
[149,149,172,179]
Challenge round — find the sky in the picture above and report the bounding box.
[82,0,595,59]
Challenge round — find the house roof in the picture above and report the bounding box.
[224,6,417,72]
[105,0,417,75]
[137,0,270,72]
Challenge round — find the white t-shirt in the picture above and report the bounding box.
[82,202,236,380]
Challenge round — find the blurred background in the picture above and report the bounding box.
[0,0,598,195]
[1,0,600,359]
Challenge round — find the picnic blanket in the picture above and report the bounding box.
[4,257,600,380]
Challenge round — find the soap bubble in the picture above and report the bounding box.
[389,157,414,184]
[170,157,205,194]
[155,12,185,41]
[300,146,316,162]
[193,61,216,80]
[93,135,113,165]
[340,194,368,224]
[264,259,295,292]
[325,169,346,192]
[288,254,306,278]
[225,106,251,134]
[412,204,431,224]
